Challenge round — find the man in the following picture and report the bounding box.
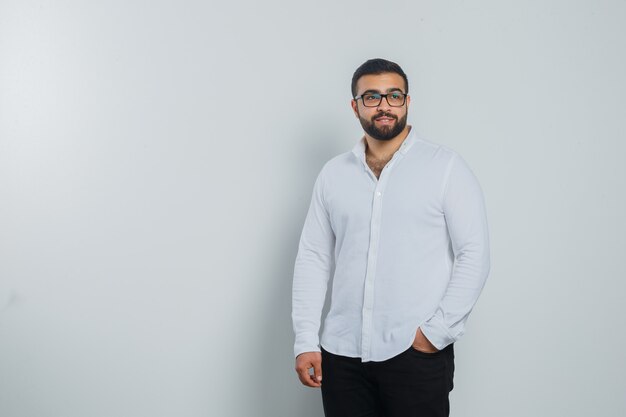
[291,58,490,417]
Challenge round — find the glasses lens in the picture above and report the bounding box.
[362,93,382,107]
[387,92,405,106]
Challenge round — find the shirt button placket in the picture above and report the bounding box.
[361,179,386,361]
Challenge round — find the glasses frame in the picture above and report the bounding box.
[354,92,408,107]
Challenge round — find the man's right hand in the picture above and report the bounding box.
[295,351,323,388]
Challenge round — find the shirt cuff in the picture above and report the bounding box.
[294,332,321,358]
[420,315,456,351]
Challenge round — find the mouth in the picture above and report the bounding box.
[374,116,396,124]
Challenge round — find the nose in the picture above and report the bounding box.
[376,95,392,111]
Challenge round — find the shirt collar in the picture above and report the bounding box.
[351,125,417,161]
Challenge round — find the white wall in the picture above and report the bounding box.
[1,1,625,416]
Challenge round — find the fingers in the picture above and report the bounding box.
[295,352,322,388]
[298,367,320,388]
[312,362,322,385]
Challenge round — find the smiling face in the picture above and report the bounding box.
[351,72,411,141]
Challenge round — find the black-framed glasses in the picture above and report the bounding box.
[354,92,407,107]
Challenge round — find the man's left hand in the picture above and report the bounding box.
[412,327,439,353]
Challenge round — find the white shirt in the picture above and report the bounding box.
[291,126,490,362]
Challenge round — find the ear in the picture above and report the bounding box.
[406,94,411,109]
[350,99,359,118]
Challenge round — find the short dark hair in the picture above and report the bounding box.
[351,58,409,98]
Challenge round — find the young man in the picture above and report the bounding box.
[292,58,490,417]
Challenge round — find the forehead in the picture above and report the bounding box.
[356,72,406,94]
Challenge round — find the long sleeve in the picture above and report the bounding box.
[291,168,336,358]
[420,154,491,350]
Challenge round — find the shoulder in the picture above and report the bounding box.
[408,137,481,187]
[318,150,358,177]
[412,136,461,165]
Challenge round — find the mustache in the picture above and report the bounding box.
[372,112,397,121]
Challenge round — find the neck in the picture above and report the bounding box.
[364,125,412,160]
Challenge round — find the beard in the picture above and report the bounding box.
[358,110,408,141]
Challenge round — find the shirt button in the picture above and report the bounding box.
[376,191,382,197]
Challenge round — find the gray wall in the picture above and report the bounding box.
[1,1,625,416]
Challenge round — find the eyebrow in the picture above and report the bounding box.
[359,87,404,95]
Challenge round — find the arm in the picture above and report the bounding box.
[291,168,335,358]
[420,153,491,350]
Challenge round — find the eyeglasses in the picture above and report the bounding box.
[354,92,407,107]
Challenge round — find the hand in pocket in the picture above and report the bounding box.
[412,327,439,353]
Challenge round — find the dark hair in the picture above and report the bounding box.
[351,58,409,98]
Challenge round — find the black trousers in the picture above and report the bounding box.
[320,344,454,417]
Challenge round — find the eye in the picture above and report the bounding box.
[364,94,381,101]
[390,92,402,99]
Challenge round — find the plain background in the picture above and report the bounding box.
[1,1,625,416]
